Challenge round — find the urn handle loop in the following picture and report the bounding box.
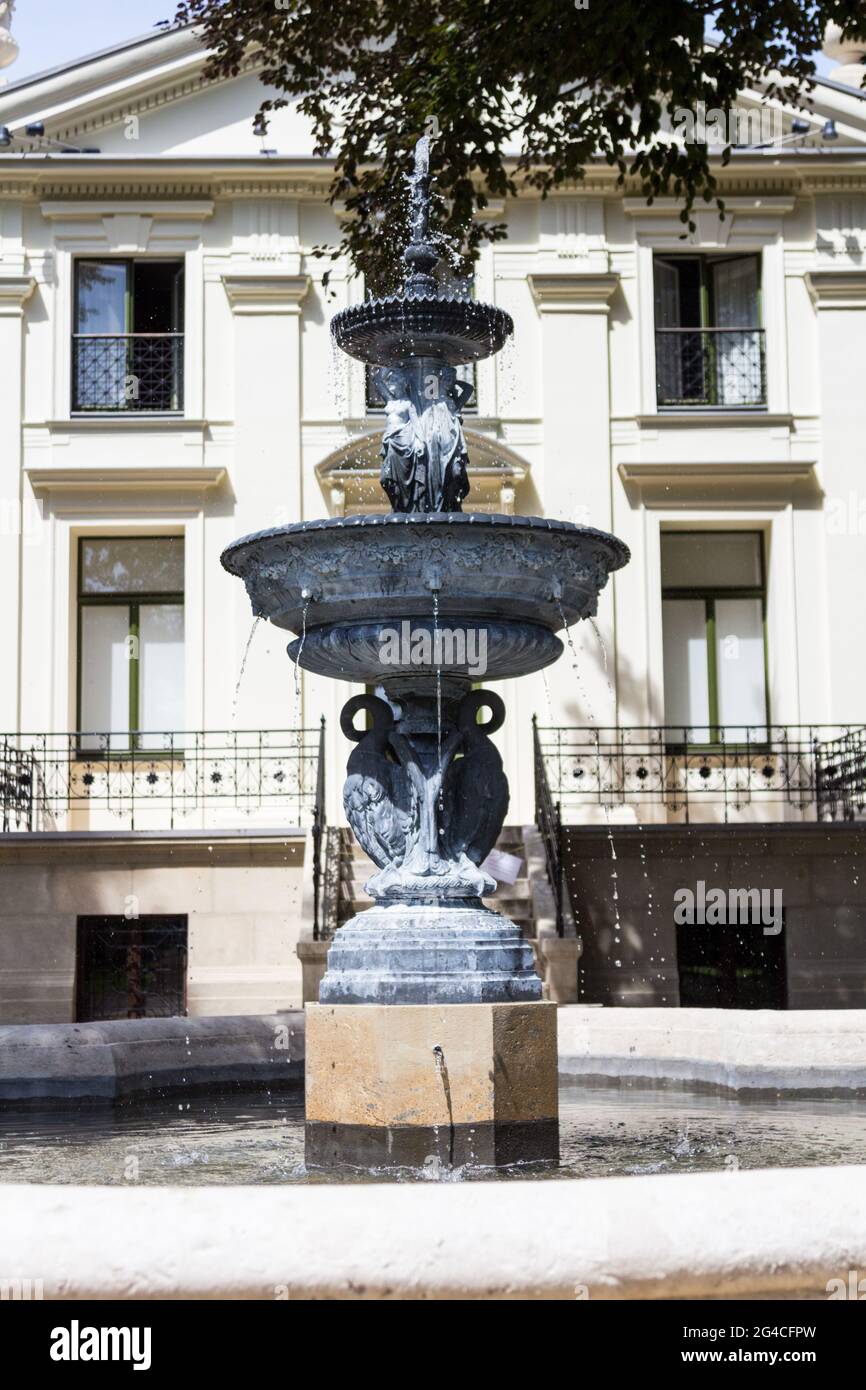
[340,693,394,744]
[457,688,505,734]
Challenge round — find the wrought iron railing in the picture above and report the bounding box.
[815,726,866,823]
[536,725,866,825]
[311,717,327,940]
[314,825,350,943]
[0,730,322,833]
[533,716,569,935]
[72,333,184,412]
[0,738,36,832]
[655,328,766,408]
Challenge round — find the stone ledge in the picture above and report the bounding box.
[3,1164,865,1299]
[558,1006,866,1094]
[0,1013,304,1105]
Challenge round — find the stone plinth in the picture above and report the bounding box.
[305,1000,559,1170]
[318,902,543,1005]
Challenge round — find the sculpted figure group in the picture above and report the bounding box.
[376,363,473,513]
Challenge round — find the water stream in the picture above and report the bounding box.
[290,599,310,734]
[231,617,262,727]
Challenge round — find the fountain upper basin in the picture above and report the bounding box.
[221,512,629,683]
[331,295,514,367]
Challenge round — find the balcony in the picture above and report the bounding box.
[655,328,766,410]
[535,723,866,827]
[72,333,184,414]
[0,729,324,833]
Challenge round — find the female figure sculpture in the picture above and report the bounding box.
[376,367,427,512]
[419,366,472,512]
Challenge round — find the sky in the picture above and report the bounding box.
[5,1,834,85]
[9,0,177,81]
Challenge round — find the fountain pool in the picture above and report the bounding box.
[3,1084,866,1187]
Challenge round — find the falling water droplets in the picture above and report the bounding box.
[541,669,553,725]
[589,617,614,704]
[556,597,595,725]
[604,810,622,954]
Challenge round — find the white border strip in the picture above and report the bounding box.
[3,1165,866,1300]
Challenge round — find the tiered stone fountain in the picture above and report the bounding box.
[222,137,629,1170]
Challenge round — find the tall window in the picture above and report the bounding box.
[661,532,768,742]
[73,259,184,413]
[653,254,764,408]
[78,537,185,751]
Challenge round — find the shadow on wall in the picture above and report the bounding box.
[565,823,866,1010]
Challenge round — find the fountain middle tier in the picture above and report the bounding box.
[221,511,629,683]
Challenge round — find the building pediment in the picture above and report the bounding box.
[0,24,315,164]
[2,24,866,178]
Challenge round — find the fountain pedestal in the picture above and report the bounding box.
[305,1001,559,1170]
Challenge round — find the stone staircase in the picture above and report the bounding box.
[334,824,535,936]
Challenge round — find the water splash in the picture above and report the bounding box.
[556,597,596,725]
[232,617,261,726]
[497,332,517,415]
[328,335,348,419]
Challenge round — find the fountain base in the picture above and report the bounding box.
[305,1001,559,1171]
[318,900,543,1005]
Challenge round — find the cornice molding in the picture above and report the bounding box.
[633,412,795,430]
[223,271,311,313]
[26,464,227,494]
[40,199,214,220]
[529,271,619,312]
[806,269,866,306]
[0,275,37,314]
[618,460,819,505]
[623,195,797,218]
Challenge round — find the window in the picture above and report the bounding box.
[77,537,185,751]
[76,915,188,1021]
[73,258,184,413]
[661,532,768,742]
[653,254,765,408]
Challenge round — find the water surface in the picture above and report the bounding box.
[1,1083,864,1185]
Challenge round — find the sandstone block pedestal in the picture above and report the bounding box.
[305,1000,559,1170]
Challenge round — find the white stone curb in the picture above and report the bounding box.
[2,1165,865,1300]
[558,1007,866,1092]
